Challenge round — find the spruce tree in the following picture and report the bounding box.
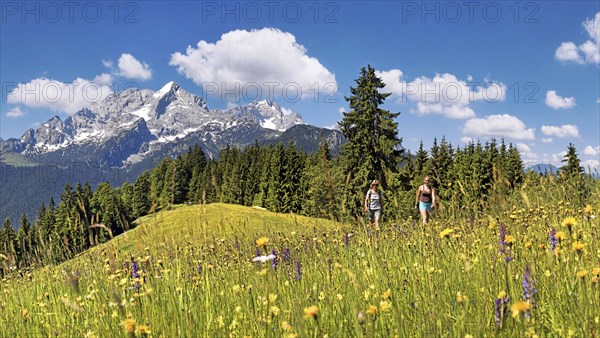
[338,65,402,216]
[17,213,31,264]
[0,218,17,265]
[506,144,524,188]
[414,141,429,179]
[132,171,151,218]
[266,143,286,212]
[561,143,583,177]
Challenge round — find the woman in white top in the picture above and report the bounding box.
[364,180,382,230]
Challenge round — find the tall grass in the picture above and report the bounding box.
[1,178,599,337]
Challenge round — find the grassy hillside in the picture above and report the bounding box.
[2,201,599,337]
[83,203,344,259]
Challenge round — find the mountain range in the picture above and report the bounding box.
[0,82,344,223]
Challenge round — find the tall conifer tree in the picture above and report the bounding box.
[338,65,402,215]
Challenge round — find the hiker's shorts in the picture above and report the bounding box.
[368,209,381,222]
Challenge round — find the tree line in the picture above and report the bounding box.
[0,66,592,273]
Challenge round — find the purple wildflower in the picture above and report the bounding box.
[197,263,202,275]
[131,260,140,279]
[295,261,302,281]
[131,258,140,292]
[271,249,278,270]
[494,296,509,326]
[549,230,558,252]
[344,233,350,246]
[522,265,537,318]
[282,248,290,262]
[499,223,512,262]
[255,247,261,257]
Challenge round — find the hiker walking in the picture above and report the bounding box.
[365,180,382,230]
[415,176,435,224]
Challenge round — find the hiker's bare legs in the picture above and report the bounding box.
[420,209,428,224]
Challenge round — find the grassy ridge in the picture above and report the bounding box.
[1,201,599,337]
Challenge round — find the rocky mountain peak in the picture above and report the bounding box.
[1,82,313,166]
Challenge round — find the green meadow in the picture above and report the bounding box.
[1,197,598,337]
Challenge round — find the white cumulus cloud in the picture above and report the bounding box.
[517,143,538,161]
[540,124,579,138]
[5,107,26,118]
[460,136,474,144]
[169,28,337,100]
[583,159,600,171]
[584,145,600,156]
[555,12,600,64]
[6,77,113,115]
[376,69,506,119]
[545,90,576,109]
[541,137,553,143]
[117,53,152,81]
[462,114,535,140]
[555,42,584,64]
[516,143,531,153]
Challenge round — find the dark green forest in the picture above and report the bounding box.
[0,66,593,272]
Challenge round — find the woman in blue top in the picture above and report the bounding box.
[415,176,435,224]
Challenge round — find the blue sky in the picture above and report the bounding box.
[1,1,599,169]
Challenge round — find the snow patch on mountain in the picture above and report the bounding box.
[153,81,176,98]
[2,82,306,166]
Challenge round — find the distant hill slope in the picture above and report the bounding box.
[67,203,344,262]
[526,163,559,174]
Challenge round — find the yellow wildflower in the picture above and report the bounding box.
[592,268,600,276]
[555,231,566,241]
[505,235,514,244]
[270,306,280,316]
[583,204,593,215]
[382,289,392,300]
[136,324,151,336]
[497,291,507,299]
[576,270,589,278]
[379,300,392,312]
[561,217,577,228]
[122,318,136,334]
[572,241,585,252]
[439,228,453,239]
[281,321,292,331]
[255,237,269,247]
[21,308,30,320]
[367,305,378,316]
[511,301,530,318]
[303,305,319,318]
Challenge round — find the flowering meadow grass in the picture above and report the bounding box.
[1,199,599,337]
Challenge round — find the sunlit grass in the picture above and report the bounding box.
[1,197,599,337]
